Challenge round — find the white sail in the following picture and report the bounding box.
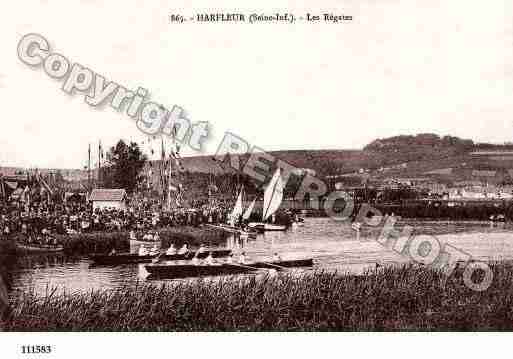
[243,198,256,220]
[230,189,244,220]
[262,169,284,221]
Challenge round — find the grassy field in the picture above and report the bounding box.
[3,263,513,331]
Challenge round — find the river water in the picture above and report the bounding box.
[4,218,513,298]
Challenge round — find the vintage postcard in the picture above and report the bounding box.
[0,0,511,357]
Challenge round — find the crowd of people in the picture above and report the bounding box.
[0,201,240,242]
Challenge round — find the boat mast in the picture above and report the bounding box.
[87,143,91,192]
[97,140,102,188]
[166,146,173,211]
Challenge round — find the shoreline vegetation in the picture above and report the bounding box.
[3,264,513,331]
[1,226,229,256]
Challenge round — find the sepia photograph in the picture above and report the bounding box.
[0,0,512,357]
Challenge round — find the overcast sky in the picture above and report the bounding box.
[0,0,511,168]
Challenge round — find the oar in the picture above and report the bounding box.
[228,262,263,271]
[229,262,283,276]
[259,261,288,271]
[152,251,167,263]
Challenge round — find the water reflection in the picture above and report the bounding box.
[3,218,513,298]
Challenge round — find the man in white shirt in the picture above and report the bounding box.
[178,244,188,254]
[166,244,177,255]
[138,245,148,256]
[204,252,215,265]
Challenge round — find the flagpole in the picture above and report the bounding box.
[88,144,91,192]
[167,151,172,211]
[98,140,101,188]
[160,137,166,209]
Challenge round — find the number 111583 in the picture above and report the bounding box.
[21,345,52,354]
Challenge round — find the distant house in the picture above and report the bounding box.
[424,168,453,176]
[471,170,497,178]
[89,189,127,210]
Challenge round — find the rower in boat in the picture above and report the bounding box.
[272,252,282,261]
[138,245,149,256]
[166,244,177,255]
[204,252,215,265]
[191,253,200,265]
[178,244,188,254]
[149,244,159,256]
[238,251,247,264]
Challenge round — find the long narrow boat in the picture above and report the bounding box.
[144,258,314,279]
[90,249,232,266]
[129,238,161,246]
[146,263,257,278]
[16,243,64,253]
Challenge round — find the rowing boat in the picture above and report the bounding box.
[146,263,257,278]
[16,243,64,253]
[144,258,314,278]
[90,249,232,265]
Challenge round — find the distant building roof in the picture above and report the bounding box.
[89,189,127,202]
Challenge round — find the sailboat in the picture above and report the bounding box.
[243,198,256,221]
[208,186,252,233]
[247,168,288,232]
[228,188,244,226]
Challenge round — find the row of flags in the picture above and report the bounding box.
[141,135,185,208]
[88,135,186,208]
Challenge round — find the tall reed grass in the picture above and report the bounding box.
[4,263,513,331]
[49,226,228,255]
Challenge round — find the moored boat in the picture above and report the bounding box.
[205,224,258,238]
[16,243,64,253]
[247,223,287,232]
[246,168,288,232]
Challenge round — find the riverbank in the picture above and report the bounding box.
[0,226,229,256]
[3,263,513,331]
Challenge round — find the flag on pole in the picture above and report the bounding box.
[170,146,185,172]
[99,141,103,159]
